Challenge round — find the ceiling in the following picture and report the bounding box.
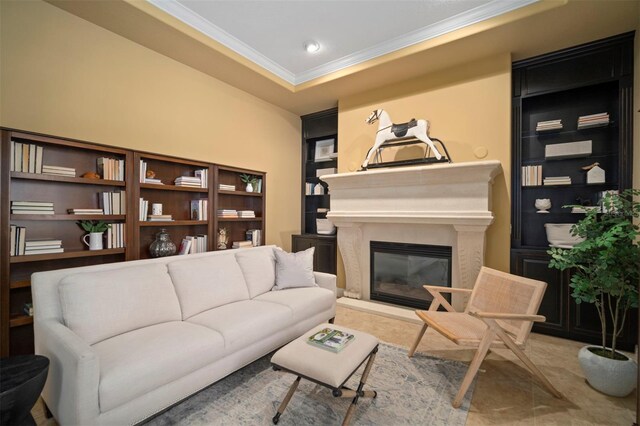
[149,0,534,85]
[47,0,639,115]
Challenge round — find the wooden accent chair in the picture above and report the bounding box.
[408,266,563,408]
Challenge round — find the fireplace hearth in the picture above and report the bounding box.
[370,241,451,309]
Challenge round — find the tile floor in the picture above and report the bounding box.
[32,305,637,425]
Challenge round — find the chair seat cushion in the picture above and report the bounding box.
[186,300,292,354]
[254,287,335,322]
[93,321,225,413]
[417,311,502,346]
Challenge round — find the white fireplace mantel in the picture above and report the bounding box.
[321,160,502,309]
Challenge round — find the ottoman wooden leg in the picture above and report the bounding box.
[273,376,301,424]
[342,348,378,426]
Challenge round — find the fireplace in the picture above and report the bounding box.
[370,241,452,309]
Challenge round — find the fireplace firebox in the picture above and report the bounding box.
[370,241,452,309]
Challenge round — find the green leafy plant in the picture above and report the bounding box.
[77,220,111,233]
[239,173,258,185]
[548,189,640,359]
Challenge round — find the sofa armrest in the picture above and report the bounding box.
[35,320,100,425]
[314,271,337,296]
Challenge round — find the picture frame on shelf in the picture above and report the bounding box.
[314,138,335,162]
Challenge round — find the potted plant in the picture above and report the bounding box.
[78,220,111,251]
[239,173,258,192]
[548,188,639,397]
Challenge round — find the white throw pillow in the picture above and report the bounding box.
[273,247,317,290]
[235,247,276,298]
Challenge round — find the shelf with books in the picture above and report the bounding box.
[9,248,126,264]
[139,183,208,193]
[139,220,208,227]
[510,33,635,349]
[214,165,265,251]
[10,172,127,187]
[10,214,126,221]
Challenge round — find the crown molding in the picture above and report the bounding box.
[147,0,538,86]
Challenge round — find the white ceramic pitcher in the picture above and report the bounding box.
[82,232,104,251]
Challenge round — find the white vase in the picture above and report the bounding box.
[578,345,637,397]
[82,232,104,251]
[245,183,253,192]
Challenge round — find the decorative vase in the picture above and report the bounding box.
[149,228,176,258]
[82,232,104,251]
[245,183,254,192]
[535,198,551,213]
[578,345,637,397]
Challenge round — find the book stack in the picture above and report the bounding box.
[106,223,125,249]
[237,210,255,218]
[180,235,207,254]
[218,184,236,191]
[42,165,75,177]
[317,208,329,214]
[139,198,149,221]
[24,239,64,255]
[11,201,54,215]
[139,160,163,184]
[10,142,43,173]
[175,176,202,188]
[232,240,252,249]
[577,112,609,129]
[195,169,208,188]
[536,119,563,132]
[147,214,173,222]
[246,229,261,246]
[253,178,263,193]
[100,191,126,215]
[307,327,355,353]
[543,176,572,186]
[218,209,238,218]
[9,225,27,256]
[190,199,208,220]
[97,157,125,181]
[521,165,542,187]
[67,208,104,215]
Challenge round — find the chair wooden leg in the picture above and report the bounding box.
[408,323,428,358]
[452,328,496,408]
[493,326,563,399]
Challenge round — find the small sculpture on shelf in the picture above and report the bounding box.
[218,227,229,250]
[81,172,100,179]
[362,108,443,169]
[583,162,605,184]
[535,198,551,214]
[146,170,156,179]
[149,228,176,257]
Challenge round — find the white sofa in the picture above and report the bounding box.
[32,245,336,425]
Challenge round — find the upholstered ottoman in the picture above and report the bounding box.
[271,323,379,425]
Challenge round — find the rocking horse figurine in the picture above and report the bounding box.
[362,109,443,169]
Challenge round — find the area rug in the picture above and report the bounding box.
[146,343,475,425]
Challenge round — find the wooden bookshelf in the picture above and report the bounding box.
[213,165,266,250]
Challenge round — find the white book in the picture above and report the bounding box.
[35,146,43,174]
[15,142,23,172]
[25,248,64,255]
[12,210,55,215]
[12,201,54,207]
[10,225,16,256]
[28,144,36,173]
[25,239,62,246]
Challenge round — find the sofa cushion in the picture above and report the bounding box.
[235,247,276,298]
[59,264,181,345]
[168,255,250,319]
[273,247,317,290]
[254,287,335,322]
[93,321,225,413]
[186,300,292,354]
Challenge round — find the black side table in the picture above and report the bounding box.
[0,355,49,426]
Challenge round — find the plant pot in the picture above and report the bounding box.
[82,232,104,251]
[578,345,637,397]
[245,183,254,192]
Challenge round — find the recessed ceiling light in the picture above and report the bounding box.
[304,41,320,53]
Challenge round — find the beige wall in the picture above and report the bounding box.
[336,54,512,287]
[0,0,301,249]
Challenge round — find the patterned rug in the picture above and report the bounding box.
[146,343,474,425]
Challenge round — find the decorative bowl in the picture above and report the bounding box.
[316,219,336,235]
[544,223,585,248]
[535,198,551,213]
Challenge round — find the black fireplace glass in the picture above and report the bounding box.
[370,241,452,309]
